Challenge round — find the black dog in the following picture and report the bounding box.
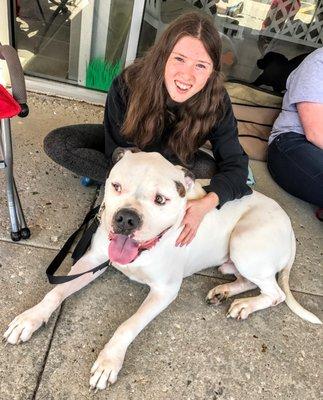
[253,51,310,93]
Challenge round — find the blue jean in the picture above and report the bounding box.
[267,132,323,207]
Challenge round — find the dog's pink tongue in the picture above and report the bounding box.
[109,234,139,264]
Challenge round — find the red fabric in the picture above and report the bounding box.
[0,84,21,119]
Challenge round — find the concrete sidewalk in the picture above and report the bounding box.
[0,93,321,400]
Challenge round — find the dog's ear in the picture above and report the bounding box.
[179,166,195,191]
[112,147,140,165]
[174,181,186,197]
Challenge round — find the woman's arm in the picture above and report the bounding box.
[176,93,251,246]
[203,92,252,207]
[175,192,219,246]
[104,74,133,166]
[296,102,323,149]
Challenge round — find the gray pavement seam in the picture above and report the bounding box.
[31,303,64,400]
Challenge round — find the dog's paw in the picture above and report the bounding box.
[3,306,47,345]
[90,351,123,391]
[226,299,252,320]
[206,285,229,305]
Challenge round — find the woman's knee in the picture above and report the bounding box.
[44,124,100,161]
[43,127,70,161]
[193,150,217,179]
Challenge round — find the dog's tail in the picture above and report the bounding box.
[278,230,322,324]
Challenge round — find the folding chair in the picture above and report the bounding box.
[0,42,30,241]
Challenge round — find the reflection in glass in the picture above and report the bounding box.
[14,0,134,91]
[139,0,322,92]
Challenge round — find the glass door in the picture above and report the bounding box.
[138,0,323,88]
[13,0,136,91]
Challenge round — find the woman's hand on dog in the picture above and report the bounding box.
[176,192,219,246]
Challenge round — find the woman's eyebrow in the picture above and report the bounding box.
[172,52,187,58]
[172,52,211,65]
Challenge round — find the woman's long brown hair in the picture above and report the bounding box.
[122,12,225,165]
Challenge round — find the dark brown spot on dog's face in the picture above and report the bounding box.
[175,181,186,197]
[112,147,141,165]
[112,148,126,165]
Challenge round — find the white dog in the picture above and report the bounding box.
[4,150,321,391]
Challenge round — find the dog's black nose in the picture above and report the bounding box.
[113,208,142,234]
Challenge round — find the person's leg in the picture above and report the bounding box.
[267,132,323,207]
[44,124,109,184]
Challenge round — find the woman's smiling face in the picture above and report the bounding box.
[164,35,213,103]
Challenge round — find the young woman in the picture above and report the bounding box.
[44,12,251,246]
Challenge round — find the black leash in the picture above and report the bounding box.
[46,204,111,284]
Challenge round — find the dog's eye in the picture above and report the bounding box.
[155,194,167,205]
[112,182,122,192]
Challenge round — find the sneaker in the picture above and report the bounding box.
[80,177,100,187]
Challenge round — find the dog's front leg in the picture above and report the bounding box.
[4,251,108,345]
[90,283,181,391]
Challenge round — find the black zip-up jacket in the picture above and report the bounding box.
[104,75,252,207]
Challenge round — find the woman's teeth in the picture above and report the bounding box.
[175,80,191,91]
